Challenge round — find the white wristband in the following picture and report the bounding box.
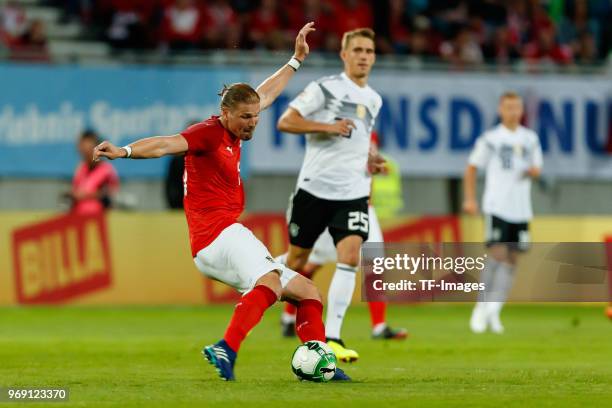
[287,56,302,71]
[122,145,132,158]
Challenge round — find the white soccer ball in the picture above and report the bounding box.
[291,340,337,382]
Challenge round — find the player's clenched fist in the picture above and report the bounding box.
[368,149,386,175]
[93,141,126,161]
[328,118,355,137]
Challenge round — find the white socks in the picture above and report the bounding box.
[477,258,500,302]
[372,322,387,336]
[470,302,488,333]
[489,262,515,303]
[325,263,357,339]
[471,258,516,334]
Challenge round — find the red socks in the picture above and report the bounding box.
[295,299,326,342]
[284,268,313,317]
[224,285,277,352]
[368,301,387,328]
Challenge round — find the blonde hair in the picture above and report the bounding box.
[341,28,375,50]
[218,83,260,110]
[499,91,522,102]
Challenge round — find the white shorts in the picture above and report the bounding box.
[309,205,384,265]
[194,223,298,294]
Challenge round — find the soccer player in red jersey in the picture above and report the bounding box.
[93,23,350,382]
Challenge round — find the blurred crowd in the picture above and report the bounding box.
[2,0,612,66]
[0,1,49,61]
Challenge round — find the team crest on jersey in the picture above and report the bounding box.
[289,223,300,238]
[356,104,366,119]
[513,144,523,156]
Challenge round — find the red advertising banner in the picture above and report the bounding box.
[12,212,113,304]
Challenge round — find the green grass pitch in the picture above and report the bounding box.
[1,304,611,407]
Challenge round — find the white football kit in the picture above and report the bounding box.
[194,223,297,294]
[289,72,383,201]
[468,124,543,223]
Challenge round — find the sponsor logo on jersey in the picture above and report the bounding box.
[513,144,524,156]
[356,104,366,119]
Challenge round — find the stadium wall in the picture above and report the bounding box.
[4,176,612,216]
[1,211,611,306]
[1,64,611,179]
[249,69,612,179]
[1,64,612,214]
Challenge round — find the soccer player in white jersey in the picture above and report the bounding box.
[463,91,543,334]
[276,28,384,362]
[278,133,408,342]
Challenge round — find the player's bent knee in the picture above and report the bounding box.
[337,249,361,267]
[255,270,283,300]
[302,279,322,302]
[488,244,509,263]
[336,236,363,267]
[282,274,321,303]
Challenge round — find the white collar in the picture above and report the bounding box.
[499,123,521,134]
[341,72,369,90]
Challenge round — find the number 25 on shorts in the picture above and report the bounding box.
[348,211,368,233]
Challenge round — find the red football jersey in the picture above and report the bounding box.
[181,116,244,256]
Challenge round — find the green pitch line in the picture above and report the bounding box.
[0,304,611,407]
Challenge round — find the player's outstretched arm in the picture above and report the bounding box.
[93,135,188,161]
[255,22,315,111]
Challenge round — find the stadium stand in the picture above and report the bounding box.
[1,0,611,67]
